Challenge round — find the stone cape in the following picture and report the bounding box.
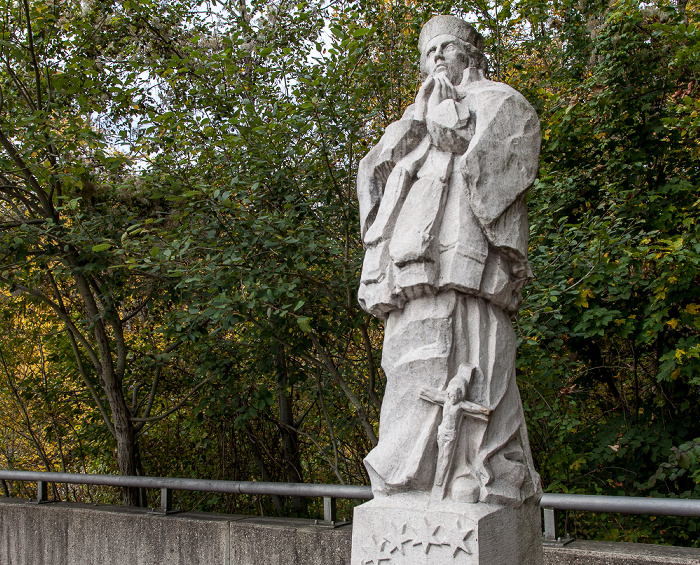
[364,291,540,506]
[357,69,540,321]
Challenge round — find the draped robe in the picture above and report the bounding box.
[357,68,542,506]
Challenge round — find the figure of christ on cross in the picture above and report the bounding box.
[418,365,491,489]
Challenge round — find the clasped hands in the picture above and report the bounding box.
[414,72,457,123]
[414,71,471,153]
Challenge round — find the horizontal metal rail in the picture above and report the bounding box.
[0,470,370,523]
[539,493,700,517]
[539,493,700,543]
[0,470,371,500]
[2,469,699,536]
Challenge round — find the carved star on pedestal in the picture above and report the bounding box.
[445,517,474,557]
[361,557,391,565]
[411,517,448,554]
[381,521,411,555]
[359,533,381,564]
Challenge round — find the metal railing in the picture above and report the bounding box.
[539,492,700,543]
[0,470,371,524]
[2,469,700,538]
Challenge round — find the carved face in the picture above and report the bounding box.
[423,33,469,86]
[447,386,463,404]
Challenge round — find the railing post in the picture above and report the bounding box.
[542,506,574,546]
[323,497,337,523]
[161,487,173,513]
[1,479,9,497]
[36,481,49,504]
[542,507,559,541]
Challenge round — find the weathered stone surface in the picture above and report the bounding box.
[542,540,700,565]
[230,516,352,565]
[0,498,233,565]
[354,13,543,564]
[351,495,543,565]
[67,507,233,565]
[0,498,351,565]
[356,14,540,507]
[0,498,69,565]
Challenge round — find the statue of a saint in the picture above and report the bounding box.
[356,15,542,507]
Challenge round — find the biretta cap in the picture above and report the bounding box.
[418,15,485,54]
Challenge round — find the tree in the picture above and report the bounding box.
[0,0,219,505]
[507,0,700,544]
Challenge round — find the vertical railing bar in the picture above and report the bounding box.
[37,480,49,504]
[324,496,337,523]
[161,487,173,513]
[1,479,9,497]
[543,507,558,540]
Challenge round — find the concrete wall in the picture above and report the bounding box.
[1,498,699,565]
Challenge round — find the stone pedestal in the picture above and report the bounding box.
[351,494,543,565]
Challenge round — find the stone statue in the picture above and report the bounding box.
[352,15,544,565]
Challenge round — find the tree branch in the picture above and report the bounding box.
[45,269,115,437]
[0,218,46,230]
[0,350,54,472]
[0,127,53,217]
[307,331,378,446]
[3,56,37,111]
[131,375,215,424]
[317,370,342,482]
[244,313,378,445]
[22,0,44,110]
[0,274,102,372]
[134,338,185,431]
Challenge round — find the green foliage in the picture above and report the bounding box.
[510,0,700,546]
[0,0,699,544]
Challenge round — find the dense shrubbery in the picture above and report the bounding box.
[0,0,698,545]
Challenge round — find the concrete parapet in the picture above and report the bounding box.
[229,516,351,565]
[0,498,234,565]
[543,540,700,565]
[1,498,698,565]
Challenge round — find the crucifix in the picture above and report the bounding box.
[418,366,490,489]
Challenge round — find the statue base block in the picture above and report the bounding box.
[351,494,543,564]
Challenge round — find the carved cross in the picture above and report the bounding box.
[419,385,490,488]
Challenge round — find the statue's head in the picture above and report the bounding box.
[419,15,488,84]
[446,378,465,404]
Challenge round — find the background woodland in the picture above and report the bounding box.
[0,0,699,546]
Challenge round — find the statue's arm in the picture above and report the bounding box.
[357,106,427,238]
[458,400,491,419]
[418,387,445,405]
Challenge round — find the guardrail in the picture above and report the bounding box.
[2,470,699,540]
[0,470,371,525]
[539,492,700,543]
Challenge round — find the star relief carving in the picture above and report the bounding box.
[359,533,382,564]
[356,515,475,563]
[444,517,474,557]
[362,558,391,565]
[410,517,449,554]
[380,521,411,555]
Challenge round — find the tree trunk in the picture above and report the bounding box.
[275,345,306,515]
[73,271,142,506]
